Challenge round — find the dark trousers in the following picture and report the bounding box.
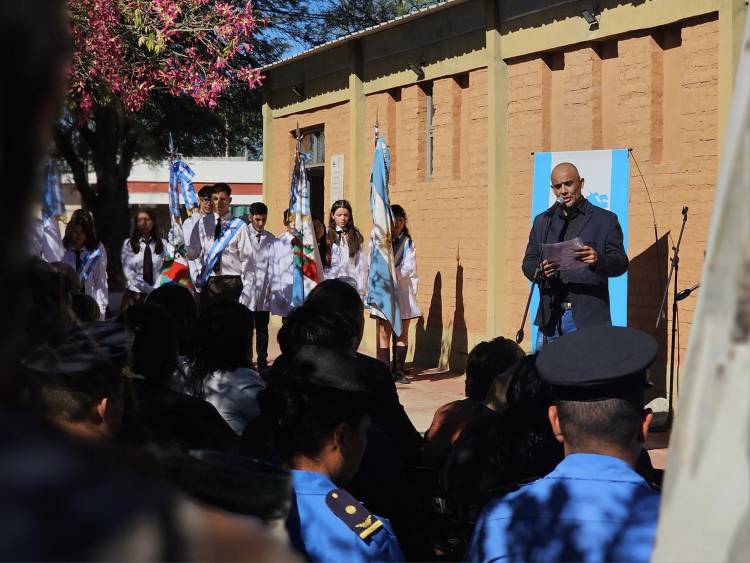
[249,311,270,367]
[120,289,147,314]
[200,275,243,315]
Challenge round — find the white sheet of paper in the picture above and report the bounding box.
[541,237,587,271]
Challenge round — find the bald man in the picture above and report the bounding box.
[522,162,628,349]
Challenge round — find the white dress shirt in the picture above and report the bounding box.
[271,231,295,316]
[180,212,210,291]
[202,367,266,435]
[29,217,64,262]
[63,242,109,319]
[324,228,368,296]
[240,227,277,312]
[192,211,255,280]
[121,237,168,294]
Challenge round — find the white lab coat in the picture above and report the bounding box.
[121,238,168,294]
[394,235,421,319]
[240,227,276,312]
[271,231,295,317]
[63,243,109,319]
[324,229,367,296]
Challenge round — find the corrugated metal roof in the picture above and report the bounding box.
[262,0,469,71]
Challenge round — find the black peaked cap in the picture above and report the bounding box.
[22,322,132,377]
[536,326,657,401]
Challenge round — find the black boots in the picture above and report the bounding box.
[392,345,411,383]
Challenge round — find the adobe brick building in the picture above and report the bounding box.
[261,0,746,402]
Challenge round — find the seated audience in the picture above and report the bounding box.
[467,326,661,562]
[190,301,266,434]
[259,345,404,562]
[71,293,102,322]
[423,337,524,468]
[118,304,237,452]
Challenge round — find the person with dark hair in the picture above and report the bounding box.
[370,204,421,379]
[71,292,101,322]
[62,213,108,319]
[467,326,660,562]
[118,304,237,452]
[313,215,329,268]
[271,208,296,318]
[242,201,276,370]
[181,184,214,291]
[20,322,131,441]
[120,208,168,312]
[190,301,266,434]
[423,337,525,468]
[260,345,404,562]
[145,283,198,393]
[187,182,255,311]
[325,199,367,296]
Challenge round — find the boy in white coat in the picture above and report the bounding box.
[240,202,276,370]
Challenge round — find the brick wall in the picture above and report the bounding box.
[504,14,719,396]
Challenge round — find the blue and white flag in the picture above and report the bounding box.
[289,151,323,307]
[42,161,65,219]
[366,136,401,336]
[168,160,198,217]
[530,149,630,350]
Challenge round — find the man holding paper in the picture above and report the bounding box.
[522,162,628,348]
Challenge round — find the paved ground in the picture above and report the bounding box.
[265,325,669,469]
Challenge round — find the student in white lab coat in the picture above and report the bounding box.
[62,213,108,319]
[372,204,421,380]
[181,184,214,290]
[271,208,295,319]
[240,202,276,371]
[324,199,367,297]
[121,208,168,313]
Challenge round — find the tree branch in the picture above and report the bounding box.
[54,124,96,206]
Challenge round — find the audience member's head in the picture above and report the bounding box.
[118,304,178,387]
[146,283,198,356]
[465,337,525,402]
[192,301,252,379]
[50,260,83,295]
[277,304,356,357]
[20,322,132,441]
[305,279,365,350]
[537,326,657,465]
[25,259,76,350]
[259,345,372,485]
[71,293,101,322]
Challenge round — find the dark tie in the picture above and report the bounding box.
[213,217,222,273]
[143,240,154,285]
[74,250,82,272]
[256,232,261,243]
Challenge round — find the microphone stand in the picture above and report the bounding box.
[654,206,688,431]
[516,207,557,344]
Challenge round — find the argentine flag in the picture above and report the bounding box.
[367,136,402,336]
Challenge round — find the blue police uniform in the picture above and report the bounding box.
[466,453,660,562]
[286,469,404,562]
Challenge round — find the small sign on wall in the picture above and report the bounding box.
[330,154,344,202]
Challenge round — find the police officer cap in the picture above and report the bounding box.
[536,326,657,401]
[22,321,132,377]
[290,345,372,394]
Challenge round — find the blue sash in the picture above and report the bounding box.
[78,248,102,283]
[393,236,409,269]
[197,217,245,288]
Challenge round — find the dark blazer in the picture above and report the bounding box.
[522,199,628,335]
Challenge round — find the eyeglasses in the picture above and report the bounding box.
[551,179,579,189]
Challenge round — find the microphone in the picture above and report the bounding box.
[676,282,700,301]
[546,196,565,216]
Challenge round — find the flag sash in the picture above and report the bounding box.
[77,248,102,283]
[196,217,245,288]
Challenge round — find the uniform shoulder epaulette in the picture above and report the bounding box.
[325,489,384,544]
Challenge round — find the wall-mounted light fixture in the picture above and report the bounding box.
[291,84,305,99]
[408,62,425,81]
[581,3,600,26]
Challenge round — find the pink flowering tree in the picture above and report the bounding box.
[55,0,264,287]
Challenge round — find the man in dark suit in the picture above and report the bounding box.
[522,162,628,348]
